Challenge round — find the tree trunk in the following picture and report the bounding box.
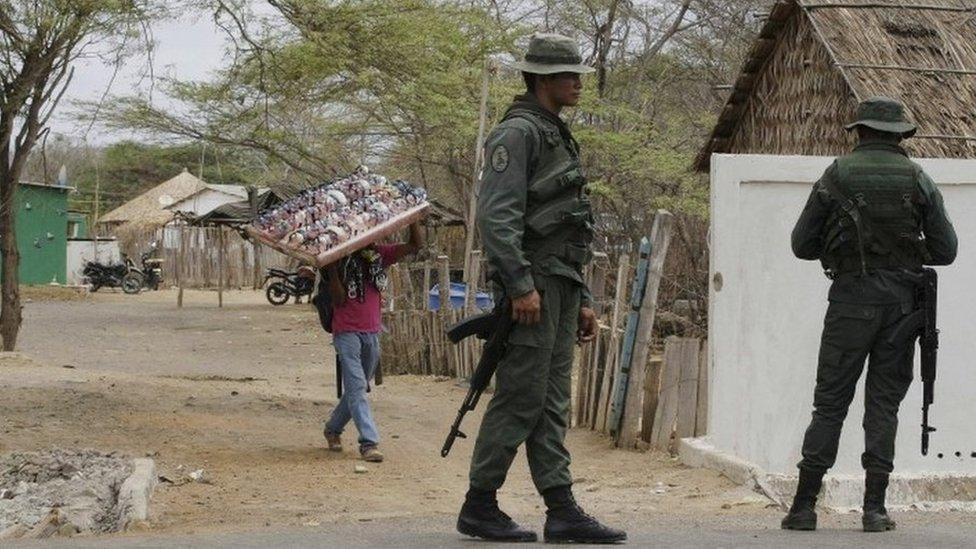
[0,175,22,351]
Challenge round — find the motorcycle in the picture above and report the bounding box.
[264,267,315,306]
[123,244,164,294]
[83,258,131,292]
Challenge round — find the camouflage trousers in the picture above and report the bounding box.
[799,302,915,475]
[468,275,580,493]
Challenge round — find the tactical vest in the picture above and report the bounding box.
[821,153,927,276]
[503,108,595,270]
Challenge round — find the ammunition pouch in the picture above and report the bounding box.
[525,194,592,236]
[527,167,586,203]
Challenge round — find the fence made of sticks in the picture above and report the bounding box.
[380,253,488,378]
[118,224,291,289]
[378,209,709,450]
[574,211,709,450]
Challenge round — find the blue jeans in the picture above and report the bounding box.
[325,332,380,450]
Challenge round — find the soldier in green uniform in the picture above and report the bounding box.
[455,34,626,544]
[783,97,957,533]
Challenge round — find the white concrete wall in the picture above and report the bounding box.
[707,154,976,477]
[66,239,121,286]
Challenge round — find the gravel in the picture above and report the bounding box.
[0,449,133,534]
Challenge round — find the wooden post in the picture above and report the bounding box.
[652,337,699,450]
[217,227,225,308]
[695,339,709,436]
[675,338,702,441]
[617,210,674,448]
[248,186,262,289]
[464,250,482,313]
[422,261,432,311]
[608,241,651,439]
[462,59,493,282]
[641,357,664,443]
[438,255,452,374]
[463,250,483,379]
[589,253,608,315]
[595,254,629,432]
[177,221,186,308]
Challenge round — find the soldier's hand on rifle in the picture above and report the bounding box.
[512,290,542,325]
[578,307,597,344]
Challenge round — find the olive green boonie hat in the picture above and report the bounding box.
[507,33,595,75]
[845,96,917,137]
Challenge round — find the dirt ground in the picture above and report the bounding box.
[2,289,778,537]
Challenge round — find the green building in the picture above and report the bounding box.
[6,182,73,285]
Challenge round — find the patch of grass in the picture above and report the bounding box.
[21,285,89,302]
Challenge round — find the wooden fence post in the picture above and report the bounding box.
[640,357,664,443]
[438,256,453,375]
[177,221,185,308]
[423,261,432,311]
[695,339,709,437]
[617,210,674,448]
[594,254,630,432]
[651,337,700,450]
[217,227,225,308]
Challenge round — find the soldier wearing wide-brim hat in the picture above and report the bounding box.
[455,33,626,544]
[784,96,957,533]
[844,96,918,137]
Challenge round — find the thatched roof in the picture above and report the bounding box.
[98,169,206,231]
[695,0,976,171]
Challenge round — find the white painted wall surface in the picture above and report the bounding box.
[67,239,121,286]
[707,154,976,477]
[168,189,240,217]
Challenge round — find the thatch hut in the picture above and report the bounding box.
[98,168,206,239]
[695,0,976,171]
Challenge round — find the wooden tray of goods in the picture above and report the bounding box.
[244,202,430,268]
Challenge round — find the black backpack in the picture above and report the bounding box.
[312,268,334,333]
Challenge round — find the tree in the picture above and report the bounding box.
[96,0,515,210]
[96,0,770,329]
[0,1,165,350]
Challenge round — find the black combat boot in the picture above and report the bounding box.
[862,472,896,532]
[781,468,823,531]
[457,487,537,542]
[542,485,627,544]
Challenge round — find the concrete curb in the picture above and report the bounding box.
[679,436,976,511]
[117,458,156,529]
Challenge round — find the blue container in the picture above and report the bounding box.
[429,282,493,311]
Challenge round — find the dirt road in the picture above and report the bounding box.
[2,290,788,537]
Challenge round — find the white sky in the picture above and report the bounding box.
[52,11,230,144]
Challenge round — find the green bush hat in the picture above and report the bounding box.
[844,96,917,137]
[507,33,595,75]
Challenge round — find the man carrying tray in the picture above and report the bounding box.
[321,221,425,462]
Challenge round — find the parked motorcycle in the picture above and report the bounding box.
[83,259,131,292]
[123,244,165,293]
[264,267,315,305]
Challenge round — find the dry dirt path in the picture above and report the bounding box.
[3,289,786,539]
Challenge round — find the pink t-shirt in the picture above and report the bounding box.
[331,244,401,334]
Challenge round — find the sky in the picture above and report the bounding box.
[52,11,229,144]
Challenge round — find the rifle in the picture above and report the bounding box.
[441,298,513,457]
[887,268,939,455]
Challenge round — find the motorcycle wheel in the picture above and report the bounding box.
[266,282,290,306]
[122,273,143,295]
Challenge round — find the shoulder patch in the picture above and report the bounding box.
[490,144,510,173]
